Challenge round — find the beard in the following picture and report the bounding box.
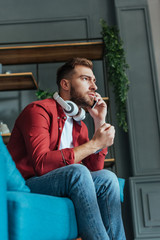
[70,85,94,108]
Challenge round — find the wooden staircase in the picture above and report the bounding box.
[0,40,115,168]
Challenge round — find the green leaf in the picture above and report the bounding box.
[100,19,129,132]
[36,89,55,100]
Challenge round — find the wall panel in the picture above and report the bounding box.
[130,176,160,238]
[0,17,89,45]
[115,1,160,239]
[115,0,160,176]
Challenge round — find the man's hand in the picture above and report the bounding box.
[87,93,107,131]
[73,123,115,163]
[92,123,115,149]
[74,123,115,163]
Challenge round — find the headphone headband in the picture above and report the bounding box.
[53,92,86,121]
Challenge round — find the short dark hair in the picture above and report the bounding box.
[56,57,93,89]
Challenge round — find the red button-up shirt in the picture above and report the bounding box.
[7,99,107,179]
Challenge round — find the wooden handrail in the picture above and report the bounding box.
[104,158,115,167]
[0,41,104,65]
[1,133,11,145]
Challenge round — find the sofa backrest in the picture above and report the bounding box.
[0,135,31,239]
[0,136,30,192]
[0,151,8,240]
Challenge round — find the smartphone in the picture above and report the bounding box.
[91,100,98,109]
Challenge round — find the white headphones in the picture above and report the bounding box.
[53,92,86,121]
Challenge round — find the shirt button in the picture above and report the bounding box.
[64,116,67,119]
[59,127,61,130]
[57,117,60,119]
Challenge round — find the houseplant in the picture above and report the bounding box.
[100,19,129,132]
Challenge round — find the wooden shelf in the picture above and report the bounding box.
[104,158,115,168]
[1,133,11,145]
[0,41,104,65]
[0,73,38,91]
[102,97,109,105]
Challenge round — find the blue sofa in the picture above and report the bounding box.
[0,135,125,240]
[0,135,78,240]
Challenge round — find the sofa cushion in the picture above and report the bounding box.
[118,178,125,202]
[7,191,78,240]
[0,136,30,192]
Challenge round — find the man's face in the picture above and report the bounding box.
[69,65,98,108]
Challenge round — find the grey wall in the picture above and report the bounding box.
[3,0,160,239]
[148,0,160,97]
[114,0,160,239]
[0,0,115,130]
[0,0,120,171]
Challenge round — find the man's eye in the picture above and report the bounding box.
[83,77,88,81]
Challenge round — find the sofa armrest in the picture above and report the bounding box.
[7,191,78,240]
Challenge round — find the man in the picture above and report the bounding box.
[8,58,126,240]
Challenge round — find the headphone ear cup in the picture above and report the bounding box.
[53,92,85,121]
[73,108,86,121]
[64,101,79,117]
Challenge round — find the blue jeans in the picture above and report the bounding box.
[26,164,126,240]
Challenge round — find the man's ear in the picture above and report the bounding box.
[60,79,70,91]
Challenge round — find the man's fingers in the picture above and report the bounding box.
[100,123,111,131]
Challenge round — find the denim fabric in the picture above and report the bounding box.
[26,164,126,240]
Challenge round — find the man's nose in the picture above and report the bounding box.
[90,80,98,90]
